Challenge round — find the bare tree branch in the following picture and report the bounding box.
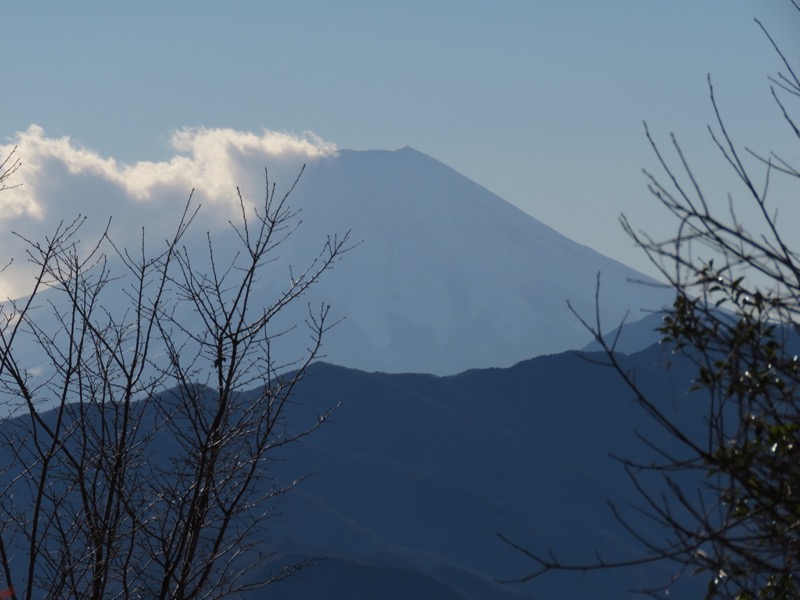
[0,166,351,599]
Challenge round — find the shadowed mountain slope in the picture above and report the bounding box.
[0,343,705,599]
[255,344,703,599]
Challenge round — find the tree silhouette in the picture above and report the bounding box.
[505,4,800,598]
[0,164,351,599]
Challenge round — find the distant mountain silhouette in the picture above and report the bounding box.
[252,344,704,599]
[0,343,707,599]
[581,310,668,354]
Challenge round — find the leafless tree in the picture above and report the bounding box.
[503,4,800,599]
[0,147,20,193]
[0,163,351,599]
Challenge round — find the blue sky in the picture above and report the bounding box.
[2,1,798,281]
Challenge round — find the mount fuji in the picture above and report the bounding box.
[236,146,670,375]
[2,143,670,377]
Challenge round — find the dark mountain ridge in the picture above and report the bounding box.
[255,343,703,599]
[0,342,707,599]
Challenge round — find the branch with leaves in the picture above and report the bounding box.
[504,5,800,599]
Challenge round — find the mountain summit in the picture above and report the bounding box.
[258,146,670,374]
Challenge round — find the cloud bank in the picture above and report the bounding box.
[0,125,337,300]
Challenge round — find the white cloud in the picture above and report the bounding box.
[0,125,337,300]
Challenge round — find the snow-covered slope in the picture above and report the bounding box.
[253,146,671,374]
[3,146,672,378]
